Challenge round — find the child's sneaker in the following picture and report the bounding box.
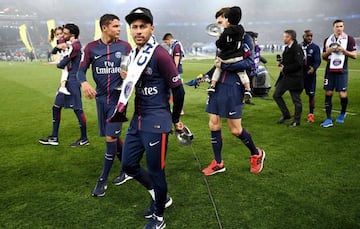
[58,86,71,95]
[207,85,216,95]
[244,90,252,99]
[244,90,254,105]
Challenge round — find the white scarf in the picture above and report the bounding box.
[117,35,159,105]
[325,32,348,72]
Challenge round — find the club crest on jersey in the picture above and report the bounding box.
[332,58,342,66]
[145,67,153,75]
[172,75,181,82]
[115,52,122,59]
[124,81,134,99]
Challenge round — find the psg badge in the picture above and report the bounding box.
[332,58,342,66]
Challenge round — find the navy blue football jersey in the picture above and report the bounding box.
[78,39,131,104]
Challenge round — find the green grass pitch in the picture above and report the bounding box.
[0,54,359,228]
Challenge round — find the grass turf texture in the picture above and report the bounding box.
[0,54,359,228]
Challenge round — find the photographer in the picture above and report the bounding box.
[273,29,304,127]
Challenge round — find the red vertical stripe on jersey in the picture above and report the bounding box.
[161,133,166,169]
[221,71,227,83]
[137,115,141,130]
[106,45,111,104]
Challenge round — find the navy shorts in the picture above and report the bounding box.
[96,100,122,137]
[206,81,243,119]
[54,81,83,110]
[323,71,348,92]
[304,74,316,95]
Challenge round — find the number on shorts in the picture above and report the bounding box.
[324,78,329,86]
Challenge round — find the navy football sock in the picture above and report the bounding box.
[74,109,87,140]
[51,106,61,137]
[309,95,315,114]
[99,141,117,181]
[211,130,222,163]
[237,128,258,155]
[325,95,332,119]
[340,97,348,114]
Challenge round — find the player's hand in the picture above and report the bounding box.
[278,64,284,72]
[120,70,127,79]
[328,47,336,54]
[336,46,345,53]
[174,121,184,132]
[307,66,314,74]
[57,43,67,50]
[81,82,96,99]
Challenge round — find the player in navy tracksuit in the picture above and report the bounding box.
[39,23,88,147]
[122,7,185,229]
[77,14,133,197]
[301,30,321,123]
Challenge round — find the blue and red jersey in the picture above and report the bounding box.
[302,42,321,76]
[77,39,132,104]
[169,40,184,74]
[129,45,181,133]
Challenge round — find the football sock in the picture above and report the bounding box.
[51,106,61,137]
[99,141,117,181]
[74,109,87,140]
[237,128,258,155]
[340,97,348,114]
[211,130,222,163]
[325,95,332,119]
[309,95,315,114]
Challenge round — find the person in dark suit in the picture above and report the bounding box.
[273,29,304,127]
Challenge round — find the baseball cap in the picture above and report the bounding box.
[125,7,153,25]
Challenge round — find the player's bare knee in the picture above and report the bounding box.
[230,127,242,136]
[209,121,221,131]
[325,90,333,96]
[105,136,117,142]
